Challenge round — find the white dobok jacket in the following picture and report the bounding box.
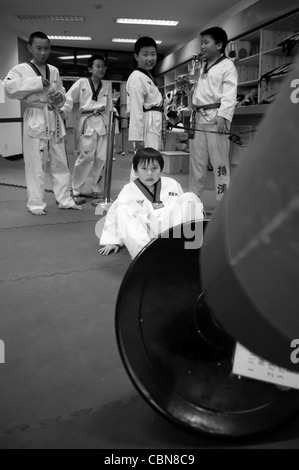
[61,78,113,136]
[4,62,66,140]
[192,56,238,123]
[100,176,204,258]
[126,69,163,142]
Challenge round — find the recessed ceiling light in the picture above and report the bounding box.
[59,55,92,60]
[48,36,92,41]
[17,15,85,21]
[116,19,178,26]
[112,38,162,44]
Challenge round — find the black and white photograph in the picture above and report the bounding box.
[0,0,299,450]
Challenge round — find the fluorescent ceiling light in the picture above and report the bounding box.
[48,36,92,41]
[116,18,178,26]
[59,55,92,60]
[112,38,162,44]
[17,15,85,21]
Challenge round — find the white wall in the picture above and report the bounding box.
[0,24,22,157]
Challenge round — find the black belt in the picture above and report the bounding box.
[195,103,221,111]
[81,110,103,115]
[143,107,164,113]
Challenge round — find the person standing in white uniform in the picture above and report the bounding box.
[98,148,204,259]
[126,37,164,155]
[4,31,81,215]
[190,27,238,201]
[60,55,114,199]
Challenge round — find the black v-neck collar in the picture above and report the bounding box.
[26,60,50,81]
[134,178,162,203]
[137,68,158,87]
[202,55,228,75]
[88,77,102,101]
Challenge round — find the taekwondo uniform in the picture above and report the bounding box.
[4,61,76,212]
[126,69,164,150]
[190,56,238,201]
[99,176,204,259]
[61,79,114,195]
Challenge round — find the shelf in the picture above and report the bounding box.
[234,104,268,115]
[262,47,283,56]
[235,53,260,66]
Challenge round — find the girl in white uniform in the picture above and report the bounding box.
[126,37,164,156]
[99,148,204,259]
[4,31,81,215]
[61,55,115,198]
[190,27,238,201]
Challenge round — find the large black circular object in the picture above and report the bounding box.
[201,53,299,373]
[116,221,299,438]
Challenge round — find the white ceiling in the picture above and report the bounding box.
[0,0,254,54]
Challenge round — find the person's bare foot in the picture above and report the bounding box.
[68,204,83,211]
[30,209,46,216]
[59,203,83,211]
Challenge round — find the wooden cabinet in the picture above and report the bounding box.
[157,10,299,163]
[234,10,299,106]
[158,10,299,110]
[230,10,299,165]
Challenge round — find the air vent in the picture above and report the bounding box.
[17,15,85,21]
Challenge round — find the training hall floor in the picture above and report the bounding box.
[1,152,299,449]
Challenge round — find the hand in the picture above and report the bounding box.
[52,92,63,107]
[42,78,50,89]
[214,116,229,135]
[99,245,120,256]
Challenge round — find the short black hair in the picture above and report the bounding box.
[29,31,50,46]
[201,27,228,53]
[88,54,106,69]
[133,147,164,172]
[134,37,158,55]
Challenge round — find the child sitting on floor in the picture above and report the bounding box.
[98,148,204,259]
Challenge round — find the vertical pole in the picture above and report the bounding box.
[104,110,116,203]
[121,127,125,154]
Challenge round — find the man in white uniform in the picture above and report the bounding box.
[126,37,164,154]
[61,55,115,199]
[190,27,238,201]
[4,31,81,215]
[98,148,204,259]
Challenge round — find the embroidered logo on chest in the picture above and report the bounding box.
[137,200,145,207]
[169,192,179,197]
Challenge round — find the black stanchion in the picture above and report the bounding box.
[92,110,115,210]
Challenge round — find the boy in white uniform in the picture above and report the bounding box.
[99,148,204,259]
[61,55,114,199]
[190,27,238,201]
[126,37,164,153]
[4,31,81,215]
